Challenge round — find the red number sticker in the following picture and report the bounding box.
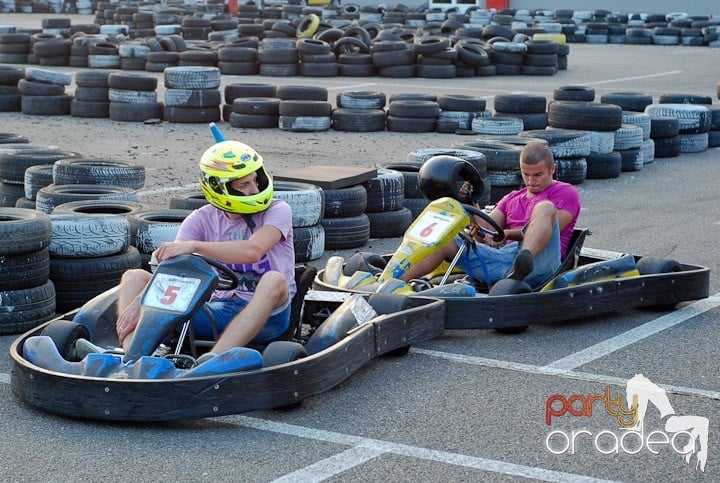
[160,285,181,305]
[419,222,437,238]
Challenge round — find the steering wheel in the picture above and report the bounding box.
[461,204,505,243]
[193,254,240,291]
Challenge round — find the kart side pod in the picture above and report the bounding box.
[378,197,470,283]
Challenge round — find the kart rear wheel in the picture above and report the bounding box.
[40,320,89,362]
[489,279,532,334]
[262,341,308,368]
[637,258,683,310]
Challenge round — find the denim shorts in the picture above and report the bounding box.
[454,220,561,288]
[191,297,291,345]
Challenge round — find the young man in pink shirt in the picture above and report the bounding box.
[402,141,581,288]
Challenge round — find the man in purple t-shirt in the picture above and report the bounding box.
[113,140,295,363]
[401,141,581,288]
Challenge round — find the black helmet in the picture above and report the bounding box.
[418,155,487,204]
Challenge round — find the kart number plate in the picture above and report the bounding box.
[143,273,202,313]
[406,211,457,244]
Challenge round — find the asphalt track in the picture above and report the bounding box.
[1,14,719,482]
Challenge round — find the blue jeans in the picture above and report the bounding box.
[454,220,561,288]
[191,297,291,345]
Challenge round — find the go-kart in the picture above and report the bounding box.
[10,254,444,421]
[312,197,710,332]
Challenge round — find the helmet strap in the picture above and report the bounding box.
[242,214,256,233]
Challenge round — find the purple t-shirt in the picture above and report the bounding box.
[175,200,296,301]
[495,181,581,258]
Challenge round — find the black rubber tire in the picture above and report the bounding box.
[363,169,404,213]
[39,320,90,362]
[70,100,110,118]
[336,91,386,109]
[52,158,145,189]
[548,101,623,131]
[382,163,422,198]
[0,247,49,291]
[51,247,142,312]
[585,152,622,179]
[599,92,654,112]
[321,214,370,250]
[653,136,682,158]
[650,117,680,138]
[108,101,163,122]
[49,213,130,258]
[262,340,308,367]
[278,100,332,117]
[488,278,532,334]
[23,164,54,200]
[276,85,327,101]
[0,149,77,185]
[0,207,53,256]
[292,223,325,263]
[386,116,436,133]
[367,207,413,238]
[553,85,595,102]
[232,97,280,115]
[108,72,158,91]
[388,100,440,119]
[451,141,522,171]
[168,191,208,210]
[127,209,191,254]
[323,184,367,218]
[164,88,222,108]
[0,280,56,335]
[494,94,547,114]
[36,184,139,214]
[229,112,279,129]
[273,181,324,228]
[437,94,486,111]
[554,157,587,185]
[51,200,147,217]
[331,108,386,132]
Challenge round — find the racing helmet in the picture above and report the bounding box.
[199,140,273,214]
[418,155,486,204]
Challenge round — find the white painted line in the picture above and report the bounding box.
[584,70,683,86]
[272,445,386,483]
[545,293,720,370]
[326,83,378,91]
[412,349,720,400]
[235,416,612,483]
[137,183,197,196]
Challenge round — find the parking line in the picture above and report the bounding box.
[584,70,683,86]
[412,349,720,400]
[272,445,386,483]
[545,293,720,370]
[233,415,612,483]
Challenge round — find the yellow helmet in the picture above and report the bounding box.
[199,140,274,214]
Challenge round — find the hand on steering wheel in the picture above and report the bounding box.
[461,204,505,244]
[192,254,240,291]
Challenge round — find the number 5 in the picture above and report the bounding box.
[161,285,180,305]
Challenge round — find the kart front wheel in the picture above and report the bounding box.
[40,320,90,362]
[489,279,532,334]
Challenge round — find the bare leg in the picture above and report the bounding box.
[520,200,557,256]
[116,269,152,350]
[400,239,460,282]
[211,271,289,353]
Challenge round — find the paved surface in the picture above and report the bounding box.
[1,14,719,482]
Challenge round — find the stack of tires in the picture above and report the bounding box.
[0,32,31,65]
[223,81,276,124]
[331,90,386,132]
[163,66,221,123]
[48,207,140,312]
[493,93,548,131]
[20,67,72,116]
[0,146,79,208]
[71,69,112,119]
[386,96,440,133]
[646,94,713,154]
[321,181,369,250]
[436,93,489,133]
[599,92,655,164]
[548,101,623,179]
[108,71,161,122]
[277,85,331,132]
[362,169,412,239]
[0,65,23,112]
[0,208,56,335]
[273,181,325,263]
